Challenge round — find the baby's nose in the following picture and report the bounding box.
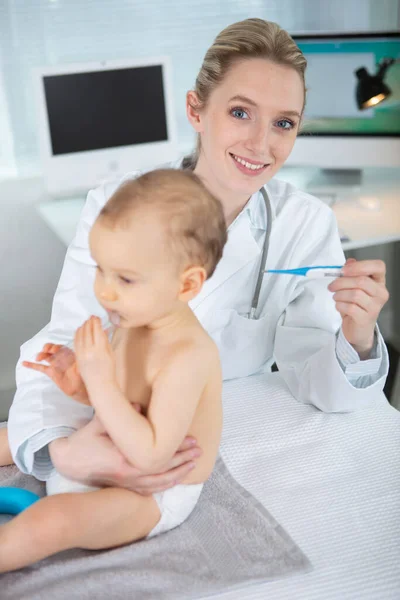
[100,287,118,302]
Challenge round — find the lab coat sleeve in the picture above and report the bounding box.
[8,176,133,478]
[335,325,388,388]
[273,206,389,413]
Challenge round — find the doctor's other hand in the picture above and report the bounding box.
[49,418,201,495]
[23,343,90,405]
[328,258,389,358]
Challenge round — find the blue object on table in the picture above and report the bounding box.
[0,487,40,515]
[266,265,344,277]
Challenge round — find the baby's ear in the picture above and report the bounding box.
[179,266,207,302]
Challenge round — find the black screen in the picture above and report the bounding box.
[43,65,168,155]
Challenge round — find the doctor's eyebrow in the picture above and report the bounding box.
[228,95,301,119]
[229,94,258,107]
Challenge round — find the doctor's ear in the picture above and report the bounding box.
[179,265,207,302]
[186,91,203,133]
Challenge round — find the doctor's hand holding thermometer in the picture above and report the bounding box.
[267,259,389,360]
[5,18,390,494]
[328,258,389,359]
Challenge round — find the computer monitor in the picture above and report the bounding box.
[286,32,400,187]
[34,57,178,196]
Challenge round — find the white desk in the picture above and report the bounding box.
[277,167,400,251]
[36,196,86,247]
[333,191,400,251]
[35,169,400,251]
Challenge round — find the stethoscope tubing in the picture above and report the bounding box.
[249,187,272,319]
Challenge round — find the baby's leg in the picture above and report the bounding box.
[0,427,13,466]
[0,487,161,573]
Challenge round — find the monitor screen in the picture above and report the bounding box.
[293,33,400,137]
[43,65,168,155]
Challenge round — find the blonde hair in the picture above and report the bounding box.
[182,18,307,170]
[98,169,227,279]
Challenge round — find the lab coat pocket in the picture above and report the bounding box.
[208,309,272,380]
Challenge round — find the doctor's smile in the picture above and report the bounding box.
[229,153,270,176]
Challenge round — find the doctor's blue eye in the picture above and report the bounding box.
[275,119,295,130]
[231,107,250,120]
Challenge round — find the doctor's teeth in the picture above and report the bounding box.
[232,155,265,170]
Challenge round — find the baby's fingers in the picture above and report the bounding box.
[40,343,53,354]
[36,343,53,361]
[22,361,52,377]
[93,317,109,345]
[88,315,106,345]
[80,316,96,347]
[35,352,52,362]
[74,324,84,350]
[36,343,64,362]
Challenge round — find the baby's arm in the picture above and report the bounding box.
[76,317,210,472]
[93,348,209,472]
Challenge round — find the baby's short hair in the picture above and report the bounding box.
[98,169,227,279]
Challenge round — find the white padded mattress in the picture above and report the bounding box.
[212,372,400,600]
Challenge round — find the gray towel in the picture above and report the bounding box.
[0,454,310,599]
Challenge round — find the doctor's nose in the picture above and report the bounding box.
[246,125,270,155]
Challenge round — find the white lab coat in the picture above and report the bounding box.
[8,166,388,473]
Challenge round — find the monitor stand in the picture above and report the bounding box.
[306,168,362,193]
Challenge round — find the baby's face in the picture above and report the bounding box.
[89,214,184,329]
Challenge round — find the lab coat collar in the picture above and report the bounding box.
[190,211,261,310]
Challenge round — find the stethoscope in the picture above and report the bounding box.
[248,187,343,319]
[248,187,272,320]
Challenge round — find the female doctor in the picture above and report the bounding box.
[7,18,389,492]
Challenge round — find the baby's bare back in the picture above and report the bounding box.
[111,320,222,484]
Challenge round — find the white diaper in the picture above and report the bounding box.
[146,482,203,538]
[46,471,203,538]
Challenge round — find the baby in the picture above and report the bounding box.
[0,169,227,572]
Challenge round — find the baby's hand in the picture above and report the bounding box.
[23,344,90,405]
[74,316,116,388]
